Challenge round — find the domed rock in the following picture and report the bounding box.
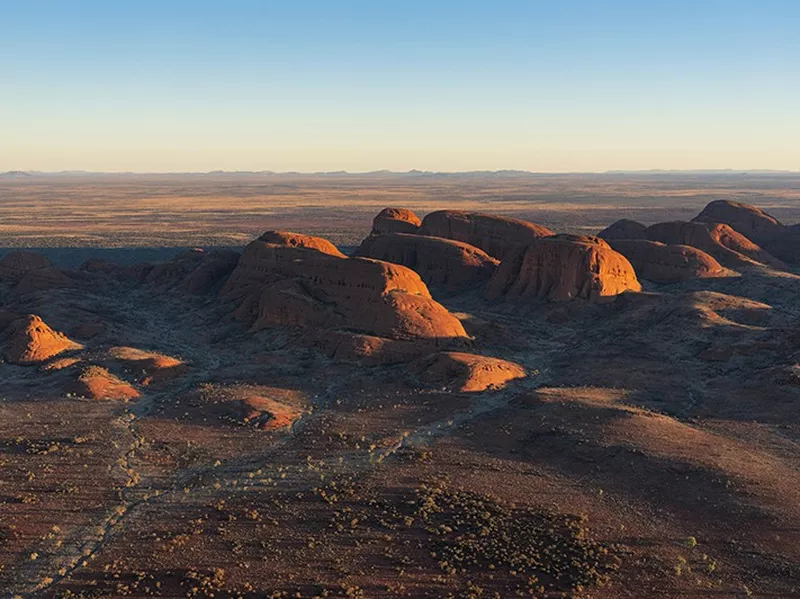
[606,239,731,283]
[418,210,554,260]
[597,219,648,240]
[412,351,526,392]
[0,251,52,281]
[143,248,240,294]
[258,231,345,257]
[354,233,498,293]
[645,221,783,269]
[3,314,83,365]
[692,200,800,263]
[319,331,432,365]
[371,208,422,235]
[11,266,77,295]
[222,231,468,342]
[487,234,641,302]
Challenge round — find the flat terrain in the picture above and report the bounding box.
[1,174,799,598]
[2,172,800,247]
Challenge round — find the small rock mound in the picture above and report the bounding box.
[354,233,499,293]
[66,366,141,401]
[3,314,83,365]
[320,331,432,365]
[144,249,240,294]
[104,346,188,385]
[645,221,783,269]
[11,266,77,295]
[371,208,422,235]
[221,231,468,342]
[487,235,641,302]
[412,352,526,392]
[419,211,554,260]
[0,251,52,280]
[606,239,731,283]
[597,219,648,240]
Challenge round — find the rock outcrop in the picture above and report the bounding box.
[645,221,783,269]
[3,314,83,365]
[693,200,800,263]
[606,239,731,283]
[221,231,468,342]
[371,208,422,235]
[0,251,52,281]
[486,235,641,302]
[412,351,526,392]
[418,211,554,260]
[597,219,648,240]
[354,233,498,293]
[103,346,188,386]
[320,331,432,365]
[66,366,141,401]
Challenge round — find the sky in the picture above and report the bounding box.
[1,0,798,173]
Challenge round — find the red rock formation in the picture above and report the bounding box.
[0,251,52,280]
[486,235,641,302]
[3,314,83,365]
[418,210,554,260]
[371,208,422,235]
[607,239,730,283]
[66,366,141,401]
[645,221,783,269]
[320,331,432,365]
[221,231,468,342]
[692,200,800,263]
[258,231,345,257]
[11,267,76,295]
[104,346,188,385]
[412,351,526,392]
[597,219,648,240]
[354,233,498,293]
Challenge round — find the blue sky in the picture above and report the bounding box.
[1,0,798,172]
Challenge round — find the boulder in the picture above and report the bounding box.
[597,219,648,240]
[3,314,83,365]
[645,221,783,269]
[418,210,554,260]
[222,232,468,342]
[412,351,526,392]
[606,239,731,283]
[371,208,422,235]
[692,200,800,263]
[354,233,498,293]
[486,235,641,302]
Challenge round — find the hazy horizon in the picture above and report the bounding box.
[3,0,799,172]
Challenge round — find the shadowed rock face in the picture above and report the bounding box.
[692,200,800,264]
[645,221,783,269]
[597,219,648,240]
[354,233,499,293]
[606,239,730,283]
[486,234,641,302]
[419,210,554,260]
[222,231,468,342]
[371,208,422,235]
[0,251,52,280]
[2,314,83,365]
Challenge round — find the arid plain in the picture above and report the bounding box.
[1,172,800,599]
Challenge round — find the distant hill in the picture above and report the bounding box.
[0,170,33,178]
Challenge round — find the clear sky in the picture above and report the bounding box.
[1,0,798,172]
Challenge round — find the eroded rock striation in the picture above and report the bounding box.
[606,239,730,283]
[371,208,422,235]
[221,231,468,342]
[487,234,641,302]
[418,210,554,260]
[354,233,498,293]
